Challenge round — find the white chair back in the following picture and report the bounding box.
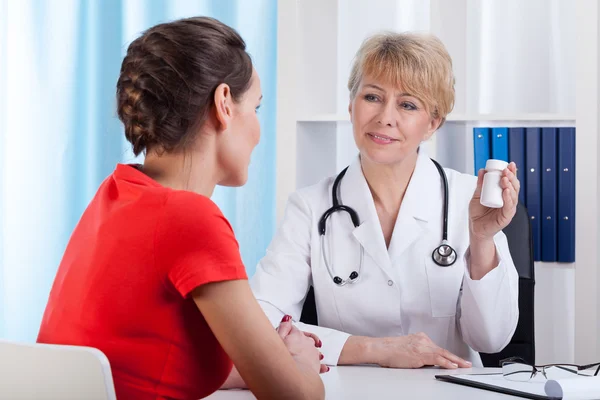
[0,339,116,400]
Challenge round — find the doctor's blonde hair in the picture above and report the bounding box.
[348,31,455,128]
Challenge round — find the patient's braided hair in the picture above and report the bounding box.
[116,16,253,156]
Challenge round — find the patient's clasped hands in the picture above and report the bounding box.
[277,315,329,374]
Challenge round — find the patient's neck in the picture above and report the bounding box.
[139,144,218,197]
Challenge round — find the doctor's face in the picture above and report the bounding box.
[349,76,441,166]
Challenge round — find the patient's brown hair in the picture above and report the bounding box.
[117,16,253,156]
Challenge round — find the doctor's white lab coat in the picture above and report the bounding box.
[250,151,519,367]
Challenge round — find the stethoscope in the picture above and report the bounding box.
[318,158,457,286]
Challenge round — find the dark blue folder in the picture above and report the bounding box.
[525,128,542,261]
[557,127,576,262]
[541,128,557,262]
[491,127,509,162]
[473,127,490,175]
[508,128,526,205]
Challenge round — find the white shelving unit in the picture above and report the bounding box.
[298,113,577,123]
[277,0,599,364]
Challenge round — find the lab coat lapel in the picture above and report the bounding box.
[337,158,392,272]
[387,151,438,262]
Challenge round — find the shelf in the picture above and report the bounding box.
[447,113,576,122]
[297,113,576,123]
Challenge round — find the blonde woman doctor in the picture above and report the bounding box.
[251,32,520,369]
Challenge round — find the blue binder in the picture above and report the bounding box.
[491,127,509,162]
[473,127,490,175]
[508,128,526,205]
[541,128,557,262]
[557,127,576,262]
[525,127,542,261]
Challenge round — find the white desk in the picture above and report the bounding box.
[205,366,524,399]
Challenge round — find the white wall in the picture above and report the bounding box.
[534,263,575,364]
[574,0,600,365]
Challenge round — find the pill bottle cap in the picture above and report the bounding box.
[485,159,509,171]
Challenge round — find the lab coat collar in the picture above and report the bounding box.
[339,149,439,272]
[388,150,439,262]
[340,159,392,272]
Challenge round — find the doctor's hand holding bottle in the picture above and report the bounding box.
[468,162,521,280]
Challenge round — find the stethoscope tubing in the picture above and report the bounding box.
[319,158,457,286]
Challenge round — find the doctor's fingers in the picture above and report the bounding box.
[500,185,518,222]
[303,331,323,348]
[501,172,519,199]
[505,165,521,195]
[432,354,459,369]
[420,350,460,370]
[436,347,472,368]
[416,340,469,368]
[500,176,518,206]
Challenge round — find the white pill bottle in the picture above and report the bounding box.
[480,159,509,208]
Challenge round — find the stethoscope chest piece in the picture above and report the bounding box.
[432,240,457,267]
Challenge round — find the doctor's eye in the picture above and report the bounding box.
[255,104,261,114]
[399,101,417,111]
[364,94,380,102]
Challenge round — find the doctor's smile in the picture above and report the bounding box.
[366,132,400,144]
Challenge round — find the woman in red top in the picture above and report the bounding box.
[37,16,325,400]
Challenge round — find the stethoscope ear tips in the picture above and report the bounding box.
[432,242,457,267]
[333,272,360,286]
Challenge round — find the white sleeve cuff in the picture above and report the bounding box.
[463,238,508,285]
[460,235,519,353]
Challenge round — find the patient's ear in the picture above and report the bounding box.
[213,83,233,131]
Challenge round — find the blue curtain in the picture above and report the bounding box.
[0,0,277,342]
